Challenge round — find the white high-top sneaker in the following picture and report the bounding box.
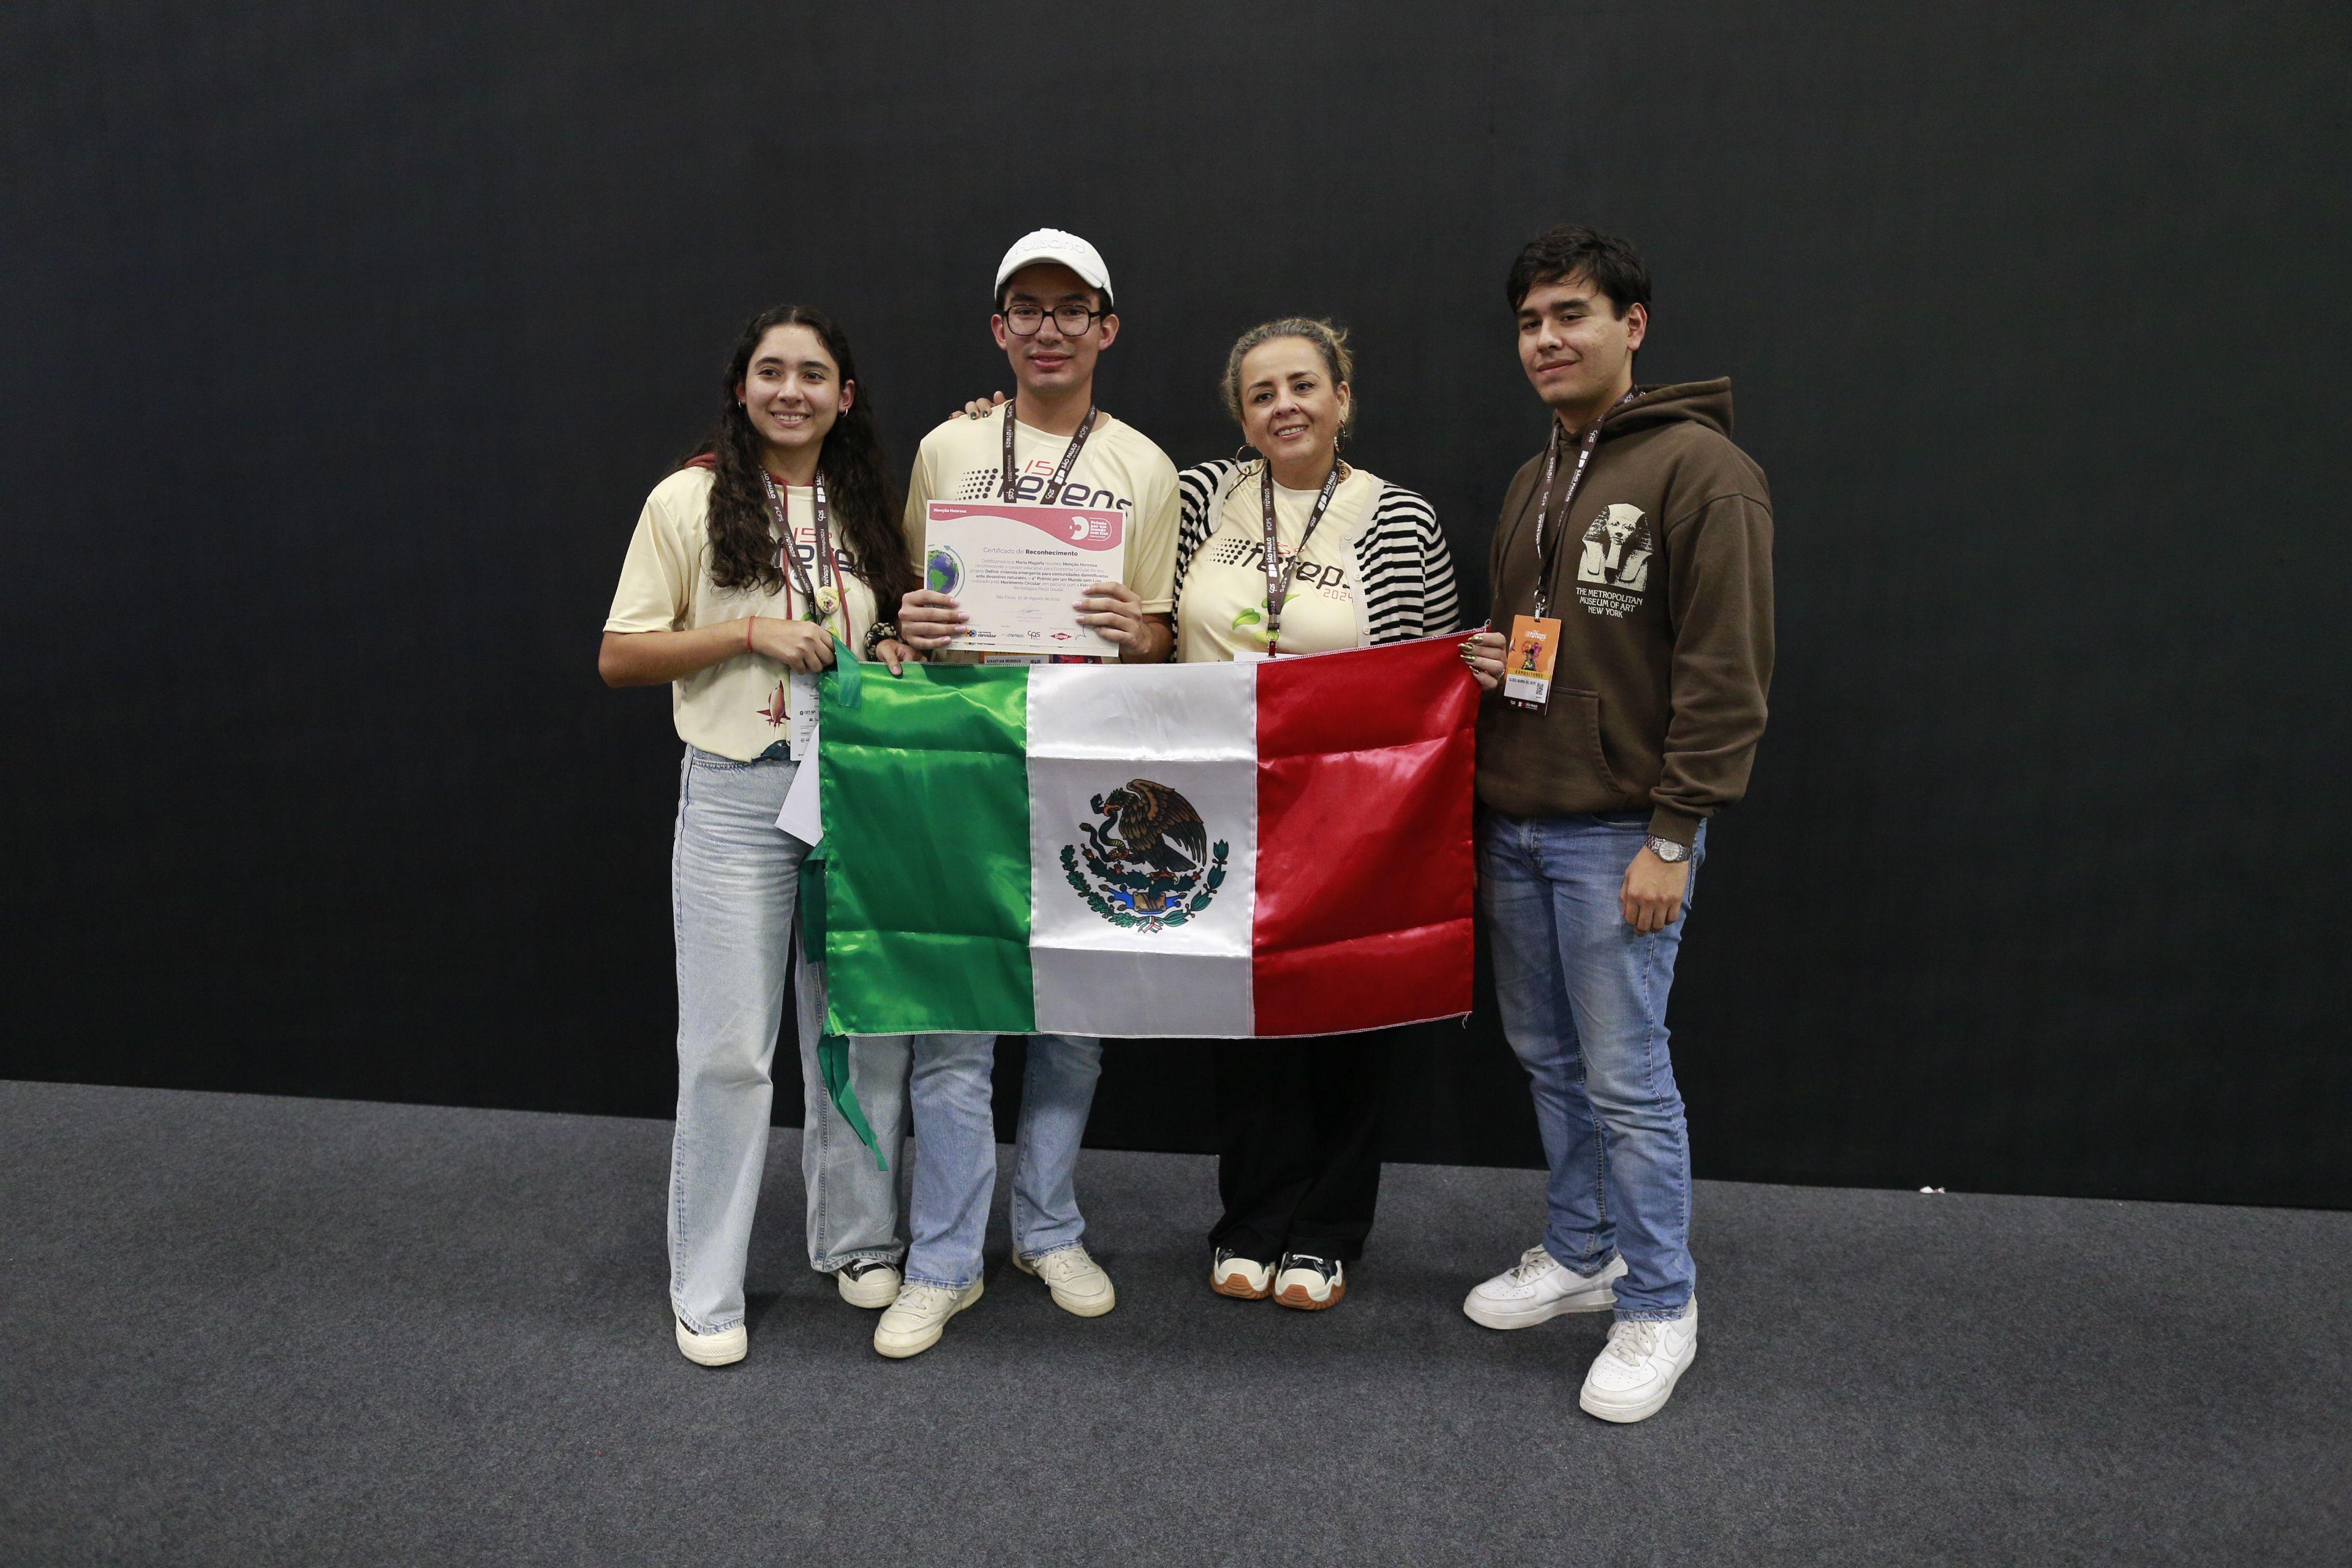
[1578,1299,1698,1423]
[1463,1246,1627,1329]
[834,1257,901,1310]
[1014,1244,1117,1317]
[873,1278,984,1359]
[674,1314,747,1367]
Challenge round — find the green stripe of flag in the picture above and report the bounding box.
[820,663,1036,1035]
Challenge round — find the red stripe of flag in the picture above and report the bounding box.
[1251,637,1479,1036]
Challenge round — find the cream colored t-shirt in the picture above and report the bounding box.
[1177,466,1381,662]
[903,404,1180,662]
[604,466,880,761]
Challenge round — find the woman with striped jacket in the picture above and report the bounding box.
[1174,318,1458,1311]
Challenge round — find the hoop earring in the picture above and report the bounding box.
[1232,443,1265,477]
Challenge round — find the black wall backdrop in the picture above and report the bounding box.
[4,2,2346,1207]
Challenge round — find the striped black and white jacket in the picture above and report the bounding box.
[1172,460,1460,649]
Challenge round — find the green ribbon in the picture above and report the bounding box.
[797,840,829,962]
[794,704,884,1173]
[826,634,863,708]
[816,1035,884,1172]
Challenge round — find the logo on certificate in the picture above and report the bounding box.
[1058,779,1230,933]
[925,545,965,595]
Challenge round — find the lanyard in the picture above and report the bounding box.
[1259,461,1344,656]
[1528,389,1637,620]
[1001,399,1098,504]
[759,470,850,633]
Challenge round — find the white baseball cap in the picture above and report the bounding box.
[995,228,1114,303]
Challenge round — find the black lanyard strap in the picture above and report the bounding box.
[1527,389,1637,619]
[1001,400,1098,504]
[760,469,845,627]
[1259,460,1345,655]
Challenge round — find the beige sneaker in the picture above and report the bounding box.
[1014,1244,1117,1317]
[873,1278,984,1359]
[1211,1248,1274,1300]
[1272,1253,1346,1311]
[835,1257,901,1310]
[674,1314,747,1366]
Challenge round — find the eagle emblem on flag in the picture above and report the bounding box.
[1060,778,1231,933]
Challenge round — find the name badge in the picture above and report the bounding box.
[1503,615,1561,712]
[787,671,821,761]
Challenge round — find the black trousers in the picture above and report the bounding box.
[1208,1030,1397,1264]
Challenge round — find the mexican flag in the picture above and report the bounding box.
[817,636,1478,1039]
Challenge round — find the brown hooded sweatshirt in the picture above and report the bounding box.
[1479,378,1773,845]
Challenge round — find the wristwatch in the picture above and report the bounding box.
[1645,835,1691,864]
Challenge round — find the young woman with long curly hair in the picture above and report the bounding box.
[600,304,921,1366]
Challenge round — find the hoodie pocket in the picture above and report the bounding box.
[1558,688,1624,794]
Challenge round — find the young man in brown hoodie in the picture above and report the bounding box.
[1459,226,1773,1423]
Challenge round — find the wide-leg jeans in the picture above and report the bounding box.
[1480,809,1705,1322]
[902,1032,1104,1291]
[668,745,911,1335]
[1209,1030,1397,1264]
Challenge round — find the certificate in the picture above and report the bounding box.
[923,501,1128,659]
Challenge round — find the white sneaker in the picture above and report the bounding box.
[1014,1244,1117,1317]
[835,1257,901,1310]
[1210,1248,1274,1300]
[1579,1300,1698,1423]
[873,1278,984,1359]
[1463,1245,1627,1330]
[1272,1253,1346,1311]
[673,1314,746,1367]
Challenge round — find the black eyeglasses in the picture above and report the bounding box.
[1001,301,1109,336]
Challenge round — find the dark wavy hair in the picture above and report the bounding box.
[1505,225,1652,317]
[690,305,913,609]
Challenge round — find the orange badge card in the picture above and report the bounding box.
[1503,614,1561,710]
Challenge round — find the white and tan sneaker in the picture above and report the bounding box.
[1210,1248,1275,1300]
[1272,1252,1346,1311]
[1014,1244,1117,1317]
[1463,1245,1626,1330]
[674,1314,747,1366]
[1579,1299,1698,1423]
[835,1257,901,1310]
[873,1278,984,1359]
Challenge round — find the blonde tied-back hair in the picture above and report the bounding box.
[1219,317,1357,440]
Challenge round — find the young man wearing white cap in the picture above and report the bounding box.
[870,228,1181,1359]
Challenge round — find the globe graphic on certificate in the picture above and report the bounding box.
[925,545,964,595]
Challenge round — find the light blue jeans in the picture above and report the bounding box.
[902,1032,1103,1291]
[668,745,912,1335]
[1480,809,1706,1322]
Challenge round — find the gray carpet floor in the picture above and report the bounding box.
[1,1081,2344,1567]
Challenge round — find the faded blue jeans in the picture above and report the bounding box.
[668,745,911,1335]
[902,1032,1103,1291]
[1480,810,1706,1322]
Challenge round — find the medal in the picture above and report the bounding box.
[760,468,853,642]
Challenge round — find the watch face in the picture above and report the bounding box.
[1649,837,1687,862]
